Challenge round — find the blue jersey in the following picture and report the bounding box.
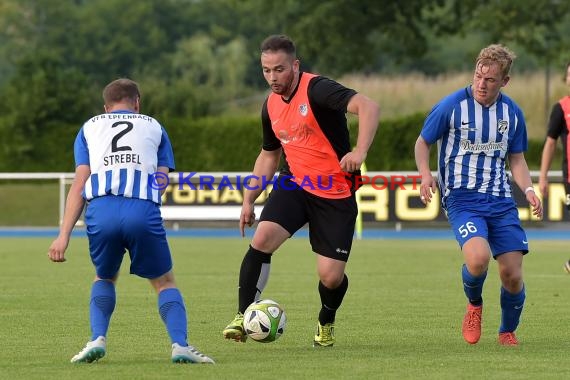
[421,86,527,199]
[74,110,175,204]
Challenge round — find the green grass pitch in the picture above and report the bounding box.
[1,236,569,379]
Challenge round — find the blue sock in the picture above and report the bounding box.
[499,286,525,333]
[158,288,188,346]
[462,264,487,306]
[89,280,116,340]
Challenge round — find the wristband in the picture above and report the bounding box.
[524,186,535,194]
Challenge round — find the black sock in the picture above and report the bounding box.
[238,245,272,313]
[318,274,349,325]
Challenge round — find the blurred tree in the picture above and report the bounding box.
[0,1,26,86]
[2,0,568,171]
[139,33,251,119]
[69,0,182,83]
[0,50,96,171]
[255,0,449,76]
[426,0,570,118]
[433,0,570,62]
[0,0,79,86]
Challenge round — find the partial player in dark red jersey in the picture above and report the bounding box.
[223,34,380,347]
[539,62,570,204]
[539,62,570,272]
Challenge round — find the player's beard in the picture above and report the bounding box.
[270,83,284,94]
[271,72,295,96]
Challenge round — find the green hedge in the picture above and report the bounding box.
[349,112,546,171]
[8,112,548,172]
[163,115,263,172]
[165,112,431,172]
[351,112,427,171]
[84,113,554,172]
[526,139,549,170]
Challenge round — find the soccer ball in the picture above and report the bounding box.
[243,299,286,343]
[564,259,570,274]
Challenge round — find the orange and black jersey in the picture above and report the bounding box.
[547,96,570,182]
[261,72,357,199]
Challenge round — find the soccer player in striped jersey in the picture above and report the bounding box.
[47,78,214,364]
[538,62,570,273]
[414,45,543,346]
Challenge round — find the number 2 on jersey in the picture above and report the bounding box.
[111,121,133,152]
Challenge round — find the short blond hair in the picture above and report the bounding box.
[476,44,517,78]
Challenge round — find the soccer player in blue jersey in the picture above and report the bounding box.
[47,78,214,364]
[414,45,543,346]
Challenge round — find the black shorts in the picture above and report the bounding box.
[259,176,358,261]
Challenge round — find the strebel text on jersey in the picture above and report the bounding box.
[103,153,142,166]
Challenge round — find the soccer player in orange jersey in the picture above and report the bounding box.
[222,35,380,347]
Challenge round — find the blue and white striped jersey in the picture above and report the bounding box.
[74,110,175,204]
[421,86,527,198]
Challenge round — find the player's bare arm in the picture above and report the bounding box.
[414,136,437,204]
[239,148,281,236]
[539,136,557,198]
[340,93,380,172]
[156,166,170,195]
[48,165,91,262]
[509,152,543,219]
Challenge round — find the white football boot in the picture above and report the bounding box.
[171,343,215,364]
[71,336,106,363]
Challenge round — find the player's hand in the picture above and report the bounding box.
[239,203,256,237]
[419,172,437,205]
[340,150,366,173]
[526,191,543,220]
[48,236,69,262]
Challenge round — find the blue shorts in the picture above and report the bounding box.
[445,190,529,257]
[85,196,172,279]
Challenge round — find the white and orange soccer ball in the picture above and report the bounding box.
[243,299,286,343]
